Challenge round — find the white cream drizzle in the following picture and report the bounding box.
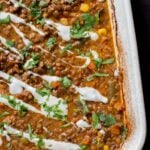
[90,50,99,59]
[76,119,91,129]
[0,95,43,115]
[0,71,68,120]
[0,47,20,60]
[2,125,80,150]
[45,19,71,41]
[9,81,23,94]
[73,85,108,103]
[28,71,108,104]
[28,71,61,83]
[0,12,45,36]
[11,24,31,46]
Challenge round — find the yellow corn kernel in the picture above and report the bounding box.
[103,145,110,150]
[80,3,90,12]
[97,28,107,36]
[60,18,68,25]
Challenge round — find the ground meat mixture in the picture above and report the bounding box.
[0,0,128,150]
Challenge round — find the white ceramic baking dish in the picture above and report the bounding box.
[108,0,146,149]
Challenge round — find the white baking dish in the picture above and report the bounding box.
[108,0,146,149]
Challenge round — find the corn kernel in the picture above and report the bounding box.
[80,3,90,12]
[60,18,68,25]
[103,145,110,150]
[97,28,107,36]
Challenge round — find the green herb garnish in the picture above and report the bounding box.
[62,44,73,53]
[79,98,89,114]
[99,112,116,127]
[23,53,39,70]
[46,38,56,50]
[0,15,11,24]
[121,125,128,142]
[70,13,99,39]
[87,72,109,81]
[61,77,72,88]
[92,113,100,129]
[6,40,15,48]
[94,57,115,68]
[30,2,42,19]
[0,111,9,119]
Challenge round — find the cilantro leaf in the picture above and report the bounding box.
[0,112,9,119]
[6,40,15,48]
[99,112,116,127]
[61,77,72,88]
[46,38,56,50]
[87,72,109,81]
[92,113,100,129]
[121,125,128,142]
[79,98,89,114]
[23,53,40,70]
[62,44,73,53]
[0,15,11,24]
[30,2,42,19]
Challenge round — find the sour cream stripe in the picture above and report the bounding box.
[0,12,45,36]
[0,71,68,120]
[28,71,108,103]
[11,24,31,46]
[1,124,80,150]
[0,95,44,115]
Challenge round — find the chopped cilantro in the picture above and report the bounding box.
[61,77,72,88]
[87,72,109,81]
[102,58,115,65]
[37,138,45,149]
[46,38,56,50]
[36,88,51,97]
[92,113,100,129]
[79,98,89,114]
[0,15,11,24]
[0,111,9,119]
[23,53,39,70]
[94,58,103,68]
[94,57,115,68]
[62,44,73,53]
[80,145,88,150]
[6,40,15,48]
[21,42,32,58]
[30,2,42,19]
[7,96,28,117]
[70,13,99,39]
[28,124,33,139]
[121,125,128,142]
[99,112,116,127]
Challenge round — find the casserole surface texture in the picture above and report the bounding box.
[0,0,129,149]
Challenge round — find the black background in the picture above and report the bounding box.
[131,0,150,149]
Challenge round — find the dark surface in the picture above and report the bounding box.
[131,0,150,149]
